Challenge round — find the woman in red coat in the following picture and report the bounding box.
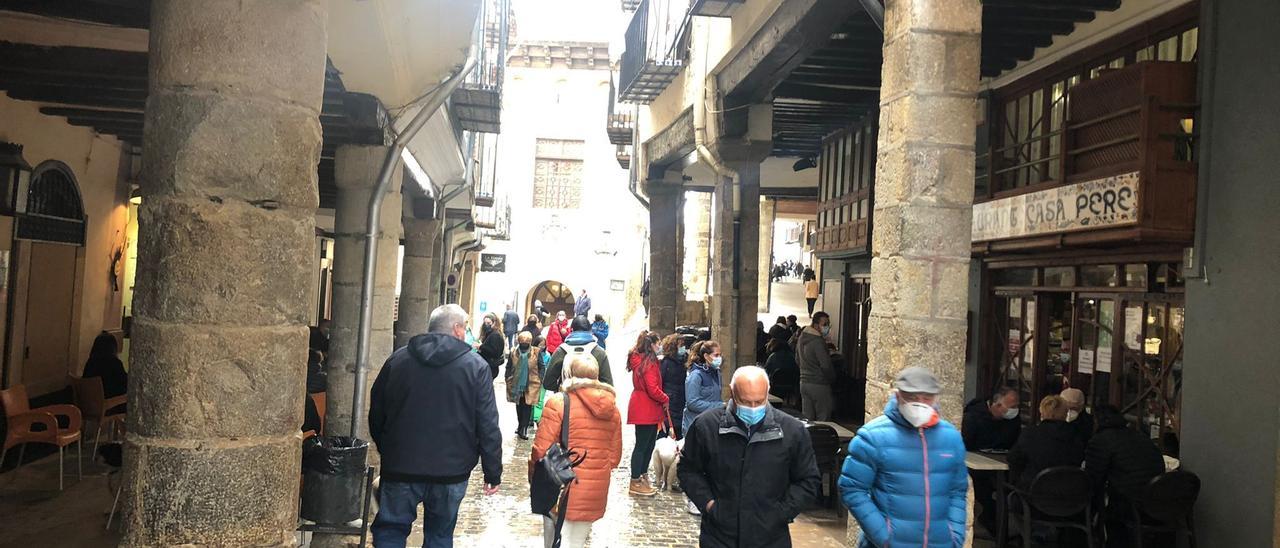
[626,331,669,497]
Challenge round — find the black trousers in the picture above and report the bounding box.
[806,298,817,316]
[631,425,658,479]
[971,470,998,531]
[516,402,532,435]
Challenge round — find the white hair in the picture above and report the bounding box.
[427,304,468,334]
[729,365,770,391]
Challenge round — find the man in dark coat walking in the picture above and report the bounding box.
[678,366,821,547]
[502,304,521,347]
[368,304,503,547]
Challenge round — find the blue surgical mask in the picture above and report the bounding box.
[710,356,723,369]
[678,347,688,357]
[821,326,831,337]
[736,403,766,426]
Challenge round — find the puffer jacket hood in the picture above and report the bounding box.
[562,377,619,421]
[840,394,970,547]
[407,333,473,368]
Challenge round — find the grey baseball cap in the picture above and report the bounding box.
[895,367,941,394]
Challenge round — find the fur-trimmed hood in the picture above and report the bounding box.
[561,377,618,421]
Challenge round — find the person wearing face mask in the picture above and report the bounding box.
[1007,396,1086,489]
[1059,388,1094,443]
[796,311,837,421]
[961,387,1022,538]
[625,331,669,496]
[678,366,821,547]
[477,312,506,380]
[546,310,571,355]
[505,331,544,440]
[839,367,969,548]
[658,334,689,440]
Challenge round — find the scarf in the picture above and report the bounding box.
[513,350,531,399]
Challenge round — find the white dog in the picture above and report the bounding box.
[651,436,684,491]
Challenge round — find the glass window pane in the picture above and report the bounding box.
[993,268,1036,286]
[1157,37,1179,61]
[1136,46,1155,62]
[1030,89,1045,184]
[1125,264,1148,288]
[1181,28,1199,61]
[1044,267,1076,287]
[1082,265,1119,287]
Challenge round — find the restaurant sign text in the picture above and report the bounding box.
[972,171,1140,242]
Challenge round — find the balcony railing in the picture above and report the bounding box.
[454,0,509,133]
[689,0,745,17]
[472,133,498,208]
[616,145,632,170]
[618,0,685,104]
[606,77,634,145]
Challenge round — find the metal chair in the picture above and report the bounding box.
[1124,470,1200,548]
[805,423,841,508]
[1,384,83,490]
[1008,466,1097,548]
[68,375,126,455]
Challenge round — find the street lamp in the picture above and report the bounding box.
[0,142,31,215]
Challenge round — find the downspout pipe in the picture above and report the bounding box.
[349,20,480,439]
[858,0,885,32]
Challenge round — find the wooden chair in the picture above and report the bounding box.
[311,392,326,434]
[68,375,127,455]
[1,384,83,490]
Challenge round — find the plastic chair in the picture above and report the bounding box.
[1124,470,1200,548]
[68,375,126,455]
[311,392,326,433]
[1008,466,1097,548]
[1,384,83,490]
[805,423,841,508]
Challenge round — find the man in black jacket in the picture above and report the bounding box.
[678,366,821,547]
[542,315,613,391]
[962,387,1022,536]
[368,304,503,547]
[1086,405,1164,510]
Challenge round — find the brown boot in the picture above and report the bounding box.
[628,478,657,496]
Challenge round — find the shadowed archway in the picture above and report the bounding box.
[525,280,575,322]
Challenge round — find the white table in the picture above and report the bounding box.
[965,451,1010,471]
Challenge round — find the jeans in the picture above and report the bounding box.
[372,480,468,548]
[507,332,518,347]
[631,424,658,480]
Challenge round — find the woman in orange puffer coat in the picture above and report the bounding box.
[529,353,622,548]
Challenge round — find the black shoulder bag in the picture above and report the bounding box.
[530,393,586,544]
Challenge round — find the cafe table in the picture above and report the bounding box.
[966,450,1011,546]
[812,420,856,445]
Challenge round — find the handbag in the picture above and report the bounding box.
[530,393,586,517]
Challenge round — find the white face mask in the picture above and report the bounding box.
[899,402,938,428]
[1003,407,1020,420]
[1066,410,1079,422]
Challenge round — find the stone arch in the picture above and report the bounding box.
[19,160,86,245]
[525,280,575,322]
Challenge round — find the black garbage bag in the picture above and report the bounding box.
[300,436,368,524]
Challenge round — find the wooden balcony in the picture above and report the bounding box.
[616,145,632,170]
[608,113,634,146]
[973,61,1198,254]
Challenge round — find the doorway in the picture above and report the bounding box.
[526,280,575,321]
[21,242,78,392]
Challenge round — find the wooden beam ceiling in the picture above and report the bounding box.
[0,0,150,29]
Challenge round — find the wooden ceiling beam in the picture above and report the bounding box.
[983,0,1120,12]
[0,0,150,29]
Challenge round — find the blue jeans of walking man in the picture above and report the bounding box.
[372,480,468,548]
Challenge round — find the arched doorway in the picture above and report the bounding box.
[14,161,85,395]
[526,280,575,322]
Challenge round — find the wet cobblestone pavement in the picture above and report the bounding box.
[401,330,849,547]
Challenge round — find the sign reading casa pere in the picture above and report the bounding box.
[972,171,1140,242]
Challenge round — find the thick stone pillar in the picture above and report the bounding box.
[729,161,762,368]
[327,145,403,440]
[866,0,980,423]
[396,215,442,348]
[758,197,776,313]
[122,1,326,545]
[646,181,682,334]
[709,173,737,384]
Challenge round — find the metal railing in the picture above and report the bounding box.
[618,0,686,103]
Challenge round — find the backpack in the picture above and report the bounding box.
[561,339,598,364]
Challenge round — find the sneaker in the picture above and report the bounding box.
[686,499,701,515]
[628,478,657,497]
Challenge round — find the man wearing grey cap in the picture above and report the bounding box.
[839,367,969,547]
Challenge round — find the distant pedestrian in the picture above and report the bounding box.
[755,321,769,364]
[591,314,610,350]
[796,311,836,421]
[523,314,544,348]
[530,354,622,548]
[544,315,613,391]
[503,304,521,347]
[574,290,592,318]
[534,299,545,319]
[477,312,506,380]
[840,367,968,548]
[640,278,650,317]
[659,334,689,440]
[506,331,544,440]
[768,316,790,345]
[678,366,821,547]
[546,310,570,355]
[804,276,820,317]
[626,331,669,497]
[369,304,502,548]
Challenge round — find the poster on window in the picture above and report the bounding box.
[1078,349,1095,374]
[1024,300,1036,364]
[1124,306,1143,350]
[1097,347,1113,373]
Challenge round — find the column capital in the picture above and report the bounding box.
[710,138,772,167]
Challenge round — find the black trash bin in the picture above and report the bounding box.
[300,436,369,524]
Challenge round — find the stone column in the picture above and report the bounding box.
[122,1,325,545]
[866,0,980,423]
[758,197,776,313]
[327,145,403,440]
[396,215,442,348]
[708,173,737,384]
[646,181,682,334]
[729,161,762,368]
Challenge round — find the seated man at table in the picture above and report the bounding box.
[1007,395,1086,488]
[1085,405,1165,545]
[1060,388,1095,443]
[962,387,1021,537]
[840,367,968,547]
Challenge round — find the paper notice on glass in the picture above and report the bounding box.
[1025,300,1037,364]
[1124,306,1143,350]
[1079,349,1095,374]
[1097,347,1112,373]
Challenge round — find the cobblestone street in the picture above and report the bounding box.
[404,330,849,547]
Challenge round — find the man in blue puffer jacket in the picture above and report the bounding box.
[840,367,969,547]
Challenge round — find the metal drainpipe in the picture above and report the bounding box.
[348,19,481,440]
[858,0,885,32]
